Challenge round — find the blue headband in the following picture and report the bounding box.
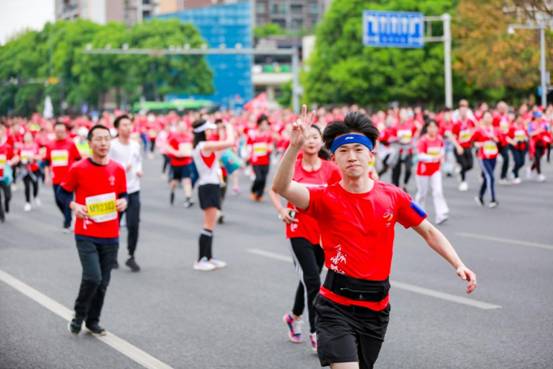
[330,133,374,153]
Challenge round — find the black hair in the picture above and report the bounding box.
[420,119,438,136]
[114,114,131,129]
[87,124,111,141]
[214,118,223,125]
[309,125,331,160]
[256,114,269,126]
[322,112,379,151]
[192,119,207,148]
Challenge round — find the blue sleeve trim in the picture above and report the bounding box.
[410,201,427,218]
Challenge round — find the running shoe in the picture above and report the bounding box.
[458,182,468,191]
[283,313,304,343]
[86,323,107,336]
[232,187,240,195]
[309,332,318,353]
[209,258,227,269]
[62,226,72,234]
[217,213,225,224]
[498,178,510,185]
[24,203,31,212]
[68,317,83,335]
[184,199,194,208]
[488,201,499,208]
[193,257,216,271]
[512,178,522,185]
[125,257,141,272]
[474,196,484,207]
[436,216,448,225]
[34,198,42,207]
[537,174,546,182]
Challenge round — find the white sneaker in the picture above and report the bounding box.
[436,216,448,225]
[512,178,522,185]
[458,182,468,191]
[537,174,546,182]
[209,258,227,269]
[193,257,216,271]
[525,167,533,179]
[34,198,42,207]
[498,178,510,185]
[23,203,32,212]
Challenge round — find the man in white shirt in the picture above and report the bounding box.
[110,115,143,272]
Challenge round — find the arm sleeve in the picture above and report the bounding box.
[396,189,427,228]
[56,186,73,209]
[60,164,78,193]
[302,186,326,219]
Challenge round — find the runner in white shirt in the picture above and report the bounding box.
[191,119,235,271]
[110,115,143,272]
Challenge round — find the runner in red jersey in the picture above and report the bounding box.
[272,107,476,369]
[472,112,500,207]
[59,124,128,336]
[0,122,19,223]
[507,114,529,183]
[166,120,195,207]
[493,102,512,184]
[17,131,42,211]
[247,114,274,201]
[451,99,476,191]
[269,124,341,352]
[414,120,449,225]
[45,122,82,231]
[390,110,417,191]
[528,111,551,182]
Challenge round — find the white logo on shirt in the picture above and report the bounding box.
[330,244,347,274]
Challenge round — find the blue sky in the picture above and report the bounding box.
[0,0,55,44]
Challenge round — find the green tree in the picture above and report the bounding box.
[254,23,287,39]
[304,0,455,107]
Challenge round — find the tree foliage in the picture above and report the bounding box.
[0,19,213,116]
[254,23,287,39]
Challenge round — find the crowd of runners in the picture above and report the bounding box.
[0,99,550,368]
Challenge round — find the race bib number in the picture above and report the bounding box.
[427,146,442,158]
[398,129,412,144]
[368,156,376,168]
[0,154,6,169]
[515,130,526,142]
[253,142,268,156]
[179,142,193,157]
[483,141,498,156]
[460,130,472,143]
[86,193,117,223]
[20,150,33,164]
[51,149,69,167]
[149,129,157,138]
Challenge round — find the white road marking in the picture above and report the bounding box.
[456,232,553,251]
[247,248,502,310]
[0,269,175,369]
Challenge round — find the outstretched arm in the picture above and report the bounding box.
[413,219,477,294]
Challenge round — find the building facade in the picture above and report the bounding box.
[54,0,159,25]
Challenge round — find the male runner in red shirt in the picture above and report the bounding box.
[45,121,82,231]
[0,122,19,223]
[59,125,127,336]
[272,107,477,369]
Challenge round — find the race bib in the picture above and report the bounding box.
[253,142,268,156]
[460,130,472,143]
[398,129,412,144]
[86,193,117,223]
[515,130,526,142]
[368,156,376,168]
[500,119,509,133]
[51,149,69,167]
[179,142,193,157]
[427,146,442,158]
[483,141,498,156]
[149,129,157,138]
[20,150,33,164]
[0,154,6,169]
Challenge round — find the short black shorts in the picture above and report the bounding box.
[314,295,390,369]
[198,184,221,210]
[171,164,193,181]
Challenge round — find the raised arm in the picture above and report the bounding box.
[413,219,477,294]
[201,123,235,152]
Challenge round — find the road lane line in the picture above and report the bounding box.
[456,232,553,251]
[247,248,502,310]
[0,269,175,369]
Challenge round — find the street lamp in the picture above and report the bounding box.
[508,22,549,107]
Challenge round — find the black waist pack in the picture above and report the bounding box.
[323,270,390,302]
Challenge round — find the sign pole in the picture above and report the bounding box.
[443,13,453,108]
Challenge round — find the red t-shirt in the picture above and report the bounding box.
[416,135,444,176]
[508,123,528,151]
[46,139,82,184]
[452,119,476,149]
[61,159,127,239]
[168,132,193,166]
[248,131,273,166]
[286,158,341,244]
[472,127,500,160]
[305,181,427,311]
[0,141,14,179]
[18,143,40,172]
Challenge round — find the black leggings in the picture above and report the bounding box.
[0,182,11,221]
[290,238,325,334]
[391,152,413,187]
[498,145,510,180]
[251,165,270,197]
[510,147,526,179]
[478,158,497,202]
[454,148,474,181]
[23,172,39,203]
[119,191,140,257]
[532,146,546,174]
[162,154,170,174]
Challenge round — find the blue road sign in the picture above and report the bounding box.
[363,10,424,48]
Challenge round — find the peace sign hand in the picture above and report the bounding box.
[290,104,315,149]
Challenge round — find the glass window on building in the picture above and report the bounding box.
[291,18,303,31]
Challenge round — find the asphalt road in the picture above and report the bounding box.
[1,154,552,369]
